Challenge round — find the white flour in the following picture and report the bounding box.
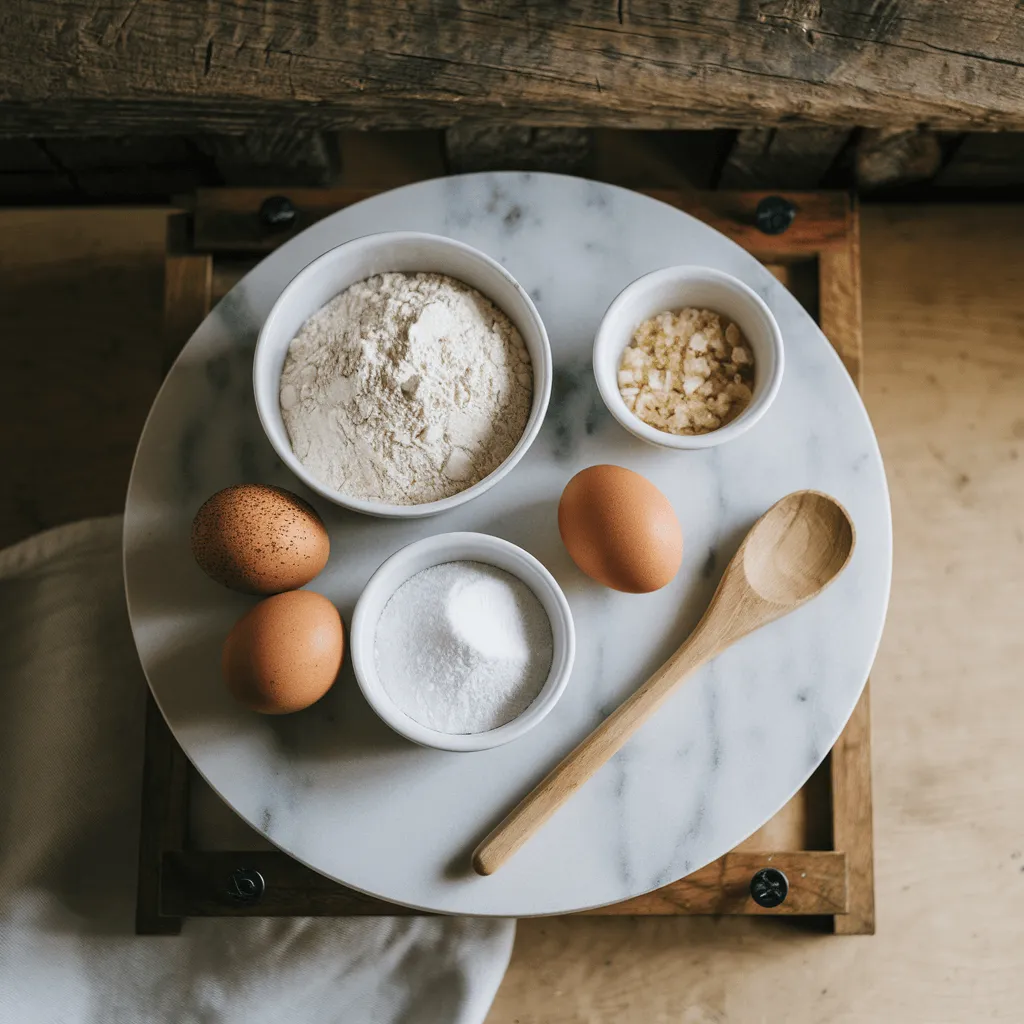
[374,561,553,734]
[279,272,533,505]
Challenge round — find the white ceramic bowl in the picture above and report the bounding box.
[350,532,576,752]
[254,232,552,518]
[593,265,784,450]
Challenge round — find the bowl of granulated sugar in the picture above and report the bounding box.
[350,532,576,752]
[253,232,552,519]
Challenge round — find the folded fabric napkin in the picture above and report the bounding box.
[0,517,514,1023]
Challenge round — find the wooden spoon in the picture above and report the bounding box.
[472,490,855,876]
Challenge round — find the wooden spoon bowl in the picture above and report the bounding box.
[743,491,856,605]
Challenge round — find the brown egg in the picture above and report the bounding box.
[191,483,330,594]
[222,590,344,714]
[558,464,683,593]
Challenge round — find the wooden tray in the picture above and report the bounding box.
[139,186,872,935]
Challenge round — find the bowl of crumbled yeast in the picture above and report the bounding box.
[593,265,784,450]
[253,232,552,518]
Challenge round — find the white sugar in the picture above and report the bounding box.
[374,561,553,734]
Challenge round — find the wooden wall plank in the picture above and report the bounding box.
[2,2,1024,135]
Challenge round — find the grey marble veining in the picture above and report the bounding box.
[123,173,891,916]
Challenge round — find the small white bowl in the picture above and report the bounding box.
[350,532,576,752]
[254,232,552,518]
[593,265,784,450]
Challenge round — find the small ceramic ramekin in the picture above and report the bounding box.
[253,231,552,518]
[593,265,785,450]
[350,532,576,752]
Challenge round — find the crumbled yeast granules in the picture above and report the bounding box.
[618,307,755,435]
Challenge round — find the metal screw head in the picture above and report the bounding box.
[226,867,265,904]
[750,867,789,908]
[755,196,797,236]
[259,195,297,231]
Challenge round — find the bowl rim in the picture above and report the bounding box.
[253,230,553,517]
[350,531,576,752]
[593,264,785,450]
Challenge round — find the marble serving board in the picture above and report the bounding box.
[123,173,892,916]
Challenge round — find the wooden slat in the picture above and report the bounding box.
[816,197,873,934]
[192,187,379,253]
[162,851,420,917]
[191,187,850,259]
[831,686,875,934]
[162,850,847,918]
[136,693,189,935]
[3,3,1024,135]
[580,852,847,917]
[648,190,851,258]
[163,212,212,372]
[817,197,863,385]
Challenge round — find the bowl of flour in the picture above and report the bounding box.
[254,232,552,517]
[350,532,576,751]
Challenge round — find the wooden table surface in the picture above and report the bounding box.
[1,202,1021,1020]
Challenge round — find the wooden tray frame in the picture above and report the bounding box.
[138,187,873,935]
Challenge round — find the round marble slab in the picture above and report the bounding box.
[124,174,891,916]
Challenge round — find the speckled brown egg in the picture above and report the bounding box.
[222,590,344,714]
[191,484,330,594]
[558,464,683,593]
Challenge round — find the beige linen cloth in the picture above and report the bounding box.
[0,517,514,1023]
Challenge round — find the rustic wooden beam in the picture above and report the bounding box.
[2,2,1024,136]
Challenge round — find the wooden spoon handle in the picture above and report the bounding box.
[472,629,715,876]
